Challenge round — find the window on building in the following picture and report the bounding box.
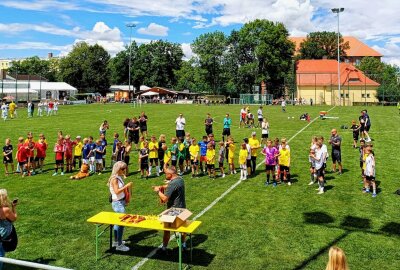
[46,91,52,99]
[340,93,350,98]
[367,93,370,98]
[355,59,361,65]
[349,78,360,82]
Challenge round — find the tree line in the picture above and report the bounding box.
[6,19,400,100]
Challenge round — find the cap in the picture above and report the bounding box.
[76,136,81,139]
[251,131,256,136]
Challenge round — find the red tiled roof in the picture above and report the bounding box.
[296,59,380,87]
[289,36,382,57]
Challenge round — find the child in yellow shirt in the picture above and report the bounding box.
[239,143,248,180]
[206,144,216,178]
[278,139,291,185]
[227,137,236,174]
[189,138,200,177]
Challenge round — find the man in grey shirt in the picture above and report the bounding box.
[329,129,342,175]
[153,167,186,251]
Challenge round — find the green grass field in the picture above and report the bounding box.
[1,103,399,270]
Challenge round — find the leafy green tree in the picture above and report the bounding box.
[192,31,228,94]
[357,57,400,102]
[299,31,350,60]
[174,58,209,93]
[8,56,59,81]
[225,19,295,95]
[58,42,111,93]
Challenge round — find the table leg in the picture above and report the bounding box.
[109,225,113,250]
[177,232,182,270]
[95,224,99,261]
[190,233,193,262]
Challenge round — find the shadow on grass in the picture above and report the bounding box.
[105,233,214,267]
[296,212,398,270]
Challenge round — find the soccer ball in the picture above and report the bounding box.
[288,117,290,119]
[292,117,294,119]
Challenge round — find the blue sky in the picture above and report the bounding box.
[0,0,399,65]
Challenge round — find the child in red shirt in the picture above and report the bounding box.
[16,137,28,176]
[64,135,75,173]
[35,138,48,173]
[53,138,65,176]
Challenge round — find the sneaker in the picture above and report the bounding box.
[98,172,102,175]
[308,181,314,186]
[52,172,58,176]
[222,174,226,178]
[338,172,342,175]
[288,182,292,186]
[148,173,152,177]
[273,182,277,187]
[372,193,377,198]
[264,181,269,186]
[315,187,321,191]
[112,240,126,247]
[157,173,160,177]
[317,189,324,194]
[116,244,130,252]
[61,172,64,176]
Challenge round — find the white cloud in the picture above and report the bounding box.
[181,43,195,60]
[0,0,80,11]
[0,41,68,51]
[137,23,169,37]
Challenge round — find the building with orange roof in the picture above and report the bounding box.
[289,36,382,65]
[296,59,379,105]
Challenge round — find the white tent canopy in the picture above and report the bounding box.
[140,91,159,96]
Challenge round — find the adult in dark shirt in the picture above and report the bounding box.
[152,167,186,251]
[204,113,213,135]
[329,129,342,174]
[138,112,148,138]
[362,110,372,142]
[127,117,140,149]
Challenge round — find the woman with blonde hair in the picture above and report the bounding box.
[107,161,132,252]
[0,189,18,263]
[326,246,349,270]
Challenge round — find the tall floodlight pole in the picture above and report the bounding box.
[126,23,136,98]
[332,8,344,106]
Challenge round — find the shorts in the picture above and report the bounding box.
[35,157,45,162]
[332,152,341,163]
[228,157,234,164]
[207,164,215,170]
[205,127,213,135]
[55,159,64,165]
[140,163,149,170]
[83,159,89,164]
[178,157,184,165]
[65,154,73,160]
[365,125,371,132]
[222,128,231,136]
[258,118,263,122]
[200,156,207,162]
[27,157,35,163]
[18,161,26,166]
[219,162,224,168]
[140,127,147,132]
[265,165,275,171]
[279,165,290,173]
[171,159,177,167]
[365,175,375,181]
[360,125,365,133]
[3,157,13,164]
[124,156,130,165]
[176,130,185,139]
[261,133,269,139]
[246,159,251,167]
[96,159,103,164]
[191,160,199,166]
[316,167,324,178]
[89,157,95,163]
[149,158,158,164]
[128,132,139,144]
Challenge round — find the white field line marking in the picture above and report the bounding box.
[132,106,336,270]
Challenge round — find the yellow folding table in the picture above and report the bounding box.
[87,211,202,270]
